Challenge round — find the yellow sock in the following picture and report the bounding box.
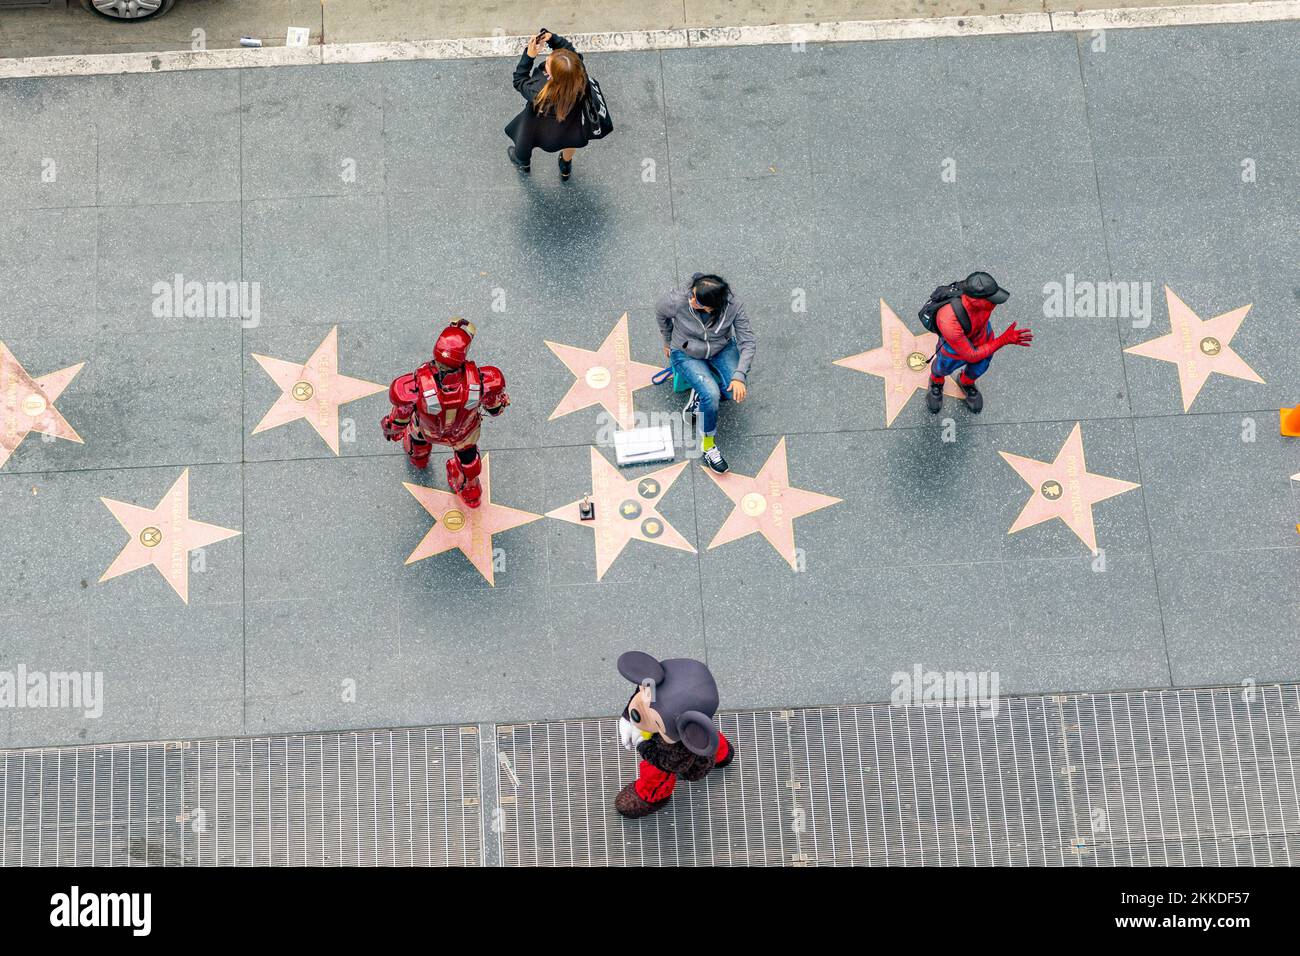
[702,435,715,451]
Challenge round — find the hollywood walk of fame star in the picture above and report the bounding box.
[833,300,965,426]
[0,342,85,470]
[251,326,385,454]
[702,437,841,570]
[99,468,241,604]
[545,313,662,431]
[998,423,1140,553]
[1124,287,1263,411]
[547,448,695,580]
[403,455,542,586]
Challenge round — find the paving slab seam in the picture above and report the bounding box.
[0,2,1297,78]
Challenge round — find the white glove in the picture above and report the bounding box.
[618,717,642,752]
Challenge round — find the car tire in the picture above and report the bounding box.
[80,0,177,21]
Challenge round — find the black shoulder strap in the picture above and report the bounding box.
[947,295,972,337]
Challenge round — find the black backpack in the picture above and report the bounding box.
[581,77,614,138]
[918,283,972,336]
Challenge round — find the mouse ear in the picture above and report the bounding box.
[675,711,720,757]
[617,651,666,687]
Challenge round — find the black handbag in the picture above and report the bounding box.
[582,76,614,138]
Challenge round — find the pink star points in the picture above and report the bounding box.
[999,423,1140,553]
[251,326,385,454]
[1124,287,1263,411]
[403,455,542,586]
[99,468,241,604]
[834,300,964,426]
[703,437,841,570]
[0,341,85,470]
[545,313,661,431]
[547,448,695,580]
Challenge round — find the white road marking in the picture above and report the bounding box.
[0,2,1297,78]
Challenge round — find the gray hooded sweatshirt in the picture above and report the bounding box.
[655,274,757,384]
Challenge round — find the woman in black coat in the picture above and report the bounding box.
[504,31,591,181]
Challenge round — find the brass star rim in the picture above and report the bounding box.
[99,468,241,604]
[546,447,696,581]
[251,326,385,455]
[833,300,965,427]
[402,454,543,587]
[998,422,1141,554]
[1123,286,1263,412]
[702,437,842,571]
[544,313,662,431]
[0,341,86,470]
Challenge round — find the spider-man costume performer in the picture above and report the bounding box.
[380,319,509,508]
[926,271,1032,415]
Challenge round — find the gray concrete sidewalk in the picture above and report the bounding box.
[0,0,1261,59]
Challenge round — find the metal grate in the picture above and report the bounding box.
[494,686,1300,866]
[3,686,1299,866]
[0,728,481,866]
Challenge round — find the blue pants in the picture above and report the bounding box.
[671,341,739,436]
[931,344,991,382]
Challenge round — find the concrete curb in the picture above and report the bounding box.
[0,1,1296,78]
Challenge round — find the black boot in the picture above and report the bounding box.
[957,378,983,414]
[558,155,573,181]
[507,146,530,173]
[925,380,944,413]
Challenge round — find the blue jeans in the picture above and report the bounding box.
[671,340,739,436]
[931,343,992,382]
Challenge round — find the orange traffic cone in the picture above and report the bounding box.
[1281,405,1300,437]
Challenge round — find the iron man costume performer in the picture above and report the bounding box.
[380,319,509,508]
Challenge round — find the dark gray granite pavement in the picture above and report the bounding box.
[1,23,1297,747]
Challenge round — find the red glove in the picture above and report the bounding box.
[994,322,1033,350]
[381,414,406,441]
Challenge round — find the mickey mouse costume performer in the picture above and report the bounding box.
[380,319,510,508]
[614,651,736,818]
[925,271,1033,415]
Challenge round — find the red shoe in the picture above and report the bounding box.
[445,457,482,508]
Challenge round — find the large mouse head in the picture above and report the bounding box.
[618,651,720,757]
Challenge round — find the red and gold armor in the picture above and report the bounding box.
[381,320,509,508]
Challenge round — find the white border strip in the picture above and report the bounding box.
[0,2,1296,79]
[1051,0,1300,29]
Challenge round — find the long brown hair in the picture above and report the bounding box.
[534,49,587,122]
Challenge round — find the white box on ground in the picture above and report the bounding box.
[613,425,675,466]
[286,27,311,48]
